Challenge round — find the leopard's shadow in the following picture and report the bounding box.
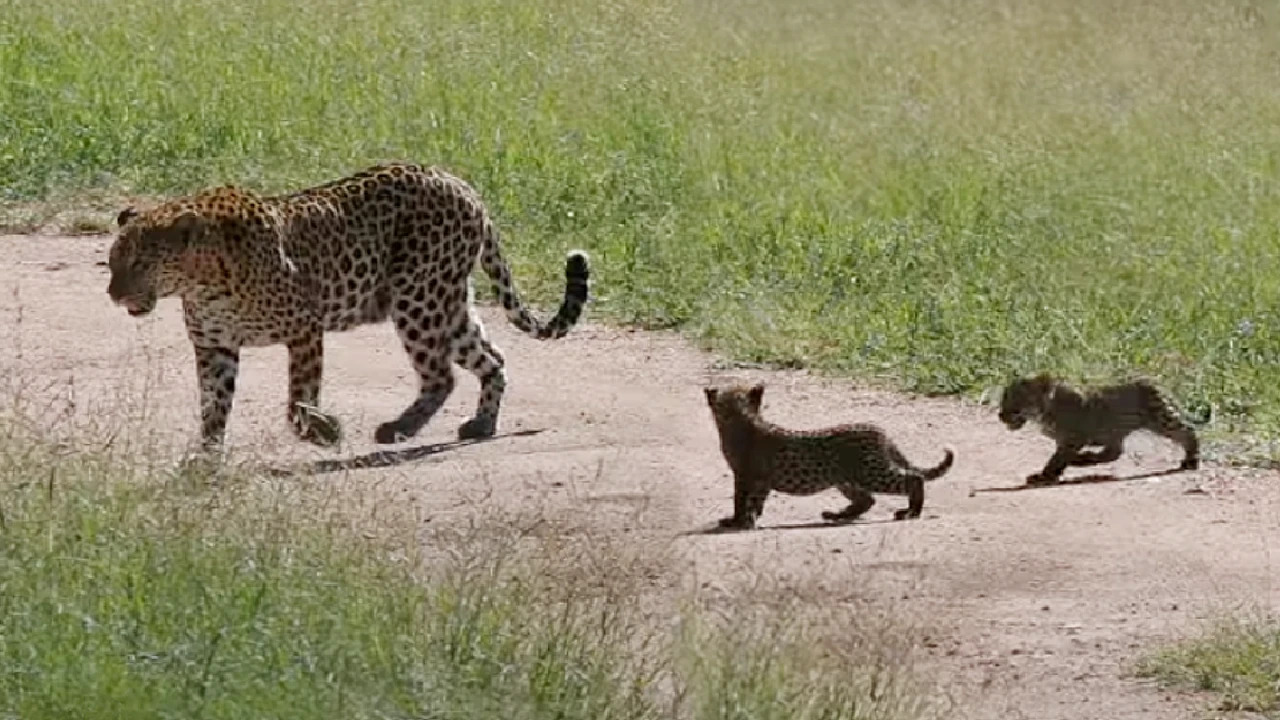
[679,516,908,537]
[261,428,546,477]
[971,466,1190,494]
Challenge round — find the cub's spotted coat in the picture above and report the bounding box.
[998,373,1200,485]
[703,382,955,529]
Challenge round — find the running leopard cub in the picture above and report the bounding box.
[998,373,1200,485]
[703,382,955,529]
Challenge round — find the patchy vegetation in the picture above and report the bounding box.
[5,0,1280,451]
[1139,611,1280,716]
[0,413,940,719]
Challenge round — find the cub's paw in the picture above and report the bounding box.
[717,515,756,531]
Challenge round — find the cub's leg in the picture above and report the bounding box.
[823,482,876,524]
[865,446,927,519]
[719,471,767,530]
[1027,440,1086,485]
[1154,419,1200,471]
[894,473,926,520]
[286,332,342,447]
[449,310,508,441]
[1142,383,1200,470]
[1071,442,1122,467]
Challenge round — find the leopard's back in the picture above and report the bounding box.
[760,423,951,496]
[1073,380,1191,444]
[270,163,485,329]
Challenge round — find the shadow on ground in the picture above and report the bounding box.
[263,428,546,477]
[970,466,1191,494]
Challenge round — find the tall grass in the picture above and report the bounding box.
[4,0,1280,449]
[0,412,940,720]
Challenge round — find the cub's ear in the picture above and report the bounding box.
[747,382,765,408]
[116,206,139,227]
[703,387,718,404]
[1030,372,1054,387]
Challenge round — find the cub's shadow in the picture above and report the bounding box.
[679,516,911,537]
[971,466,1189,494]
[262,428,546,478]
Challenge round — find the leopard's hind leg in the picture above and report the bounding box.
[450,305,508,440]
[823,482,876,524]
[1158,420,1200,471]
[1141,383,1200,471]
[892,473,925,520]
[376,301,456,445]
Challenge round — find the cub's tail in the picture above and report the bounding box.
[479,221,590,340]
[920,448,956,480]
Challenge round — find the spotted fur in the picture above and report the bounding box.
[998,373,1199,485]
[703,382,955,529]
[108,162,590,450]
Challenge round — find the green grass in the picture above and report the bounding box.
[5,0,1280,452]
[1137,611,1280,715]
[0,416,940,720]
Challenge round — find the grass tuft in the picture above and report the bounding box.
[1137,611,1280,714]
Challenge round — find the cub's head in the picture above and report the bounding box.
[107,205,209,317]
[703,382,766,425]
[998,373,1055,430]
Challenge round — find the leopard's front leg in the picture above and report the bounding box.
[718,470,763,530]
[194,345,240,451]
[287,332,342,447]
[1027,440,1085,485]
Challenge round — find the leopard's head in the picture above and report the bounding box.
[703,382,766,424]
[108,205,209,317]
[998,373,1054,430]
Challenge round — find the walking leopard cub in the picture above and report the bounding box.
[703,382,955,529]
[998,373,1199,485]
[108,162,590,451]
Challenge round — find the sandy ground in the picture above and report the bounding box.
[4,233,1280,719]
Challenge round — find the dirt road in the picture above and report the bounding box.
[4,233,1279,719]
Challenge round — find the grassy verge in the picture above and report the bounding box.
[5,0,1280,450]
[0,415,941,720]
[1137,612,1280,715]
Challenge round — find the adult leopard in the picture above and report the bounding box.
[108,162,590,451]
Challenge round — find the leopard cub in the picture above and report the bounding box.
[703,382,955,530]
[998,373,1200,485]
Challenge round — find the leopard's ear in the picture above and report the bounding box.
[747,382,765,408]
[166,210,208,247]
[116,206,139,228]
[1030,372,1054,388]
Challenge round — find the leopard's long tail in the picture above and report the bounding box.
[916,445,957,479]
[919,448,955,480]
[478,220,590,340]
[889,444,955,480]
